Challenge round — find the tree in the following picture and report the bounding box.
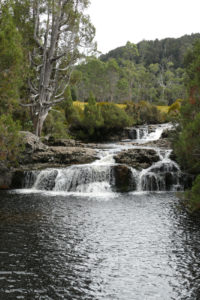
[82,92,103,138]
[106,58,119,102]
[173,39,200,211]
[76,57,106,101]
[0,114,22,164]
[0,3,23,115]
[21,0,95,136]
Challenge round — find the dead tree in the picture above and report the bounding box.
[23,0,95,136]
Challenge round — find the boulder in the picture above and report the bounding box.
[114,148,160,170]
[161,128,175,139]
[20,131,48,154]
[112,165,137,192]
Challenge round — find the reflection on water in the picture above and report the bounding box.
[0,191,200,300]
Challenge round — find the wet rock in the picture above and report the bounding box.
[34,170,58,190]
[43,136,86,148]
[123,128,137,140]
[0,162,12,189]
[11,170,25,189]
[141,173,158,191]
[150,162,179,173]
[135,138,171,149]
[112,165,137,192]
[17,132,98,168]
[31,146,98,166]
[169,151,178,162]
[161,128,175,139]
[165,172,177,190]
[114,149,160,171]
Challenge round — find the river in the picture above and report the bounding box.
[0,124,200,300]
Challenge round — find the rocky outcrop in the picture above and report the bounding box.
[20,131,48,153]
[134,138,171,149]
[31,146,97,167]
[161,128,175,139]
[112,165,137,192]
[18,132,97,169]
[0,132,98,190]
[114,148,160,170]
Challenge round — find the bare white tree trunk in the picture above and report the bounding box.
[23,0,95,136]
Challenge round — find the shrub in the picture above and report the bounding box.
[174,111,200,174]
[168,99,182,116]
[43,110,69,139]
[0,114,23,164]
[100,103,131,129]
[185,175,200,212]
[125,101,166,125]
[69,100,131,141]
[78,92,104,139]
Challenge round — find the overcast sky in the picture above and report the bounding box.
[87,0,200,54]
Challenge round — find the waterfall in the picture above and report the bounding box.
[128,123,173,143]
[138,150,183,192]
[21,123,183,194]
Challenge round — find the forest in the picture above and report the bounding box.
[0,0,200,211]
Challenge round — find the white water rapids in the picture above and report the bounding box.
[19,123,182,196]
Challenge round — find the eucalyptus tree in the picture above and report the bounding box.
[105,58,119,102]
[76,57,106,101]
[0,2,23,115]
[21,0,95,136]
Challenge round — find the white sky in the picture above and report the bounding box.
[87,0,200,54]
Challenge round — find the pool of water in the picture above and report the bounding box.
[0,191,200,300]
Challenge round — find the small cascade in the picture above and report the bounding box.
[128,126,149,140]
[136,126,149,140]
[23,171,39,188]
[20,123,183,195]
[24,152,116,194]
[138,150,183,192]
[54,165,113,193]
[128,123,173,143]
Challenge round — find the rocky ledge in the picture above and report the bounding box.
[114,148,160,171]
[19,132,98,169]
[0,132,98,189]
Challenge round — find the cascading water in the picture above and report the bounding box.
[22,123,182,194]
[138,149,182,192]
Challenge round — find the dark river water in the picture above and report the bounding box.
[0,191,200,300]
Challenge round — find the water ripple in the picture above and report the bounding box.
[0,191,200,299]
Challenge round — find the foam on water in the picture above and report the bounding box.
[18,123,181,195]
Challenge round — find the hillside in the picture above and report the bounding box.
[72,33,200,105]
[100,33,200,68]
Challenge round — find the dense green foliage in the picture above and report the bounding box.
[0,3,24,115]
[101,34,200,68]
[173,40,200,211]
[0,114,23,164]
[74,35,200,105]
[125,101,166,125]
[69,99,131,141]
[43,110,69,139]
[0,0,199,156]
[185,175,200,212]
